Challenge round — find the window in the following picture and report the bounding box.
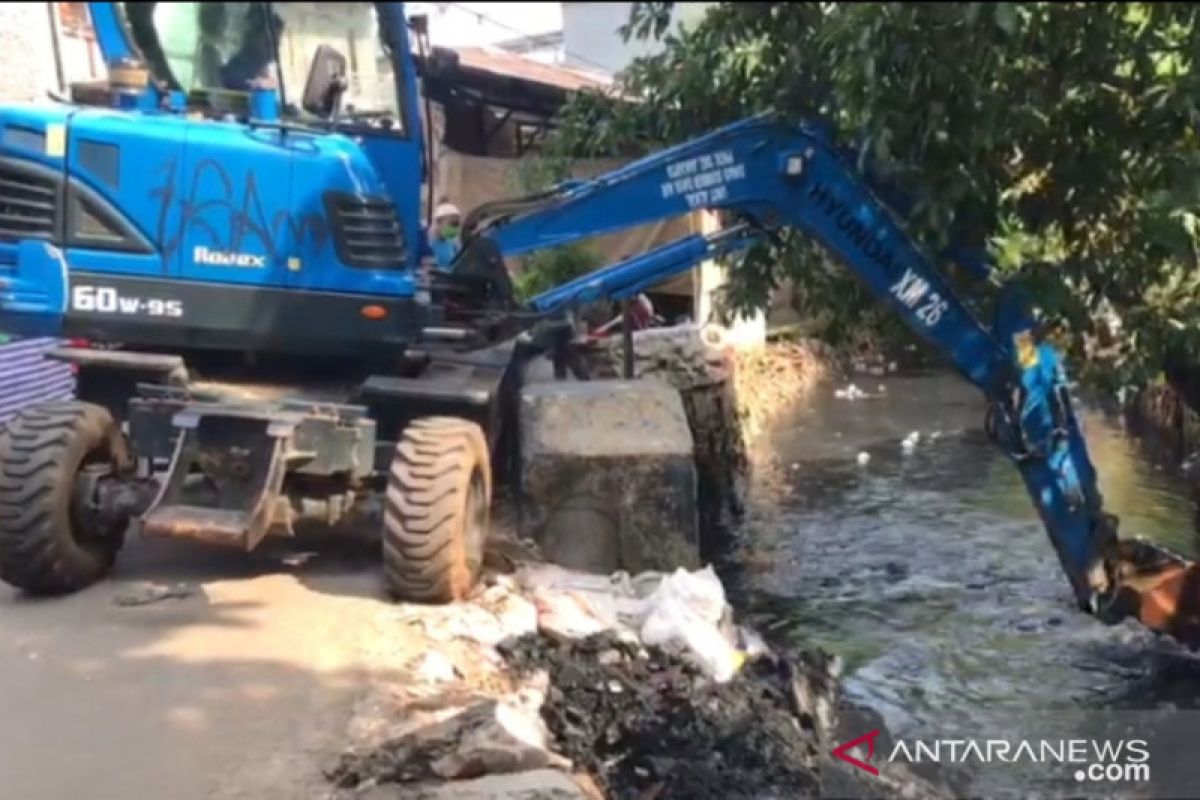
[121,1,406,132]
[123,2,276,93]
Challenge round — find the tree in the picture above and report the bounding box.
[544,2,1200,390]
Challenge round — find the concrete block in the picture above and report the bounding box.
[518,380,699,575]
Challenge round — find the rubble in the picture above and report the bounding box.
[496,632,838,800]
[331,550,948,800]
[112,581,200,606]
[365,769,596,799]
[329,697,571,790]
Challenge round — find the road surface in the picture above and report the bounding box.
[0,531,401,800]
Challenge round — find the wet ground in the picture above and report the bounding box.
[725,370,1200,797]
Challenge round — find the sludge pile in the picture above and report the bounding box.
[326,563,892,799]
[497,630,839,800]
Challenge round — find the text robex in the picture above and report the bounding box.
[193,246,266,269]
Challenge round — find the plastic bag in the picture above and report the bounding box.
[639,567,746,682]
[517,563,754,681]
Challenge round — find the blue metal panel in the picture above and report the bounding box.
[65,108,186,275]
[285,131,415,297]
[175,123,294,286]
[0,336,74,426]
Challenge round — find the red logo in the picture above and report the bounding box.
[832,729,881,776]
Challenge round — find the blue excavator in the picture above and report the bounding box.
[0,2,1197,650]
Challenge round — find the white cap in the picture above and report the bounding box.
[435,202,461,220]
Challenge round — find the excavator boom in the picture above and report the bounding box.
[455,112,1200,648]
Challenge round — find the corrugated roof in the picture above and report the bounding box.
[452,47,611,93]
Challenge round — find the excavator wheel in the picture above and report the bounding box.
[383,416,492,603]
[0,401,131,595]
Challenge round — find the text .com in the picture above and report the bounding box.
[1075,761,1150,784]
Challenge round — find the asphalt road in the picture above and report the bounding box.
[0,531,397,800]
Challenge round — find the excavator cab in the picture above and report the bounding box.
[0,2,430,356]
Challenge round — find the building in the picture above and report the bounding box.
[407,3,563,50]
[560,1,767,347]
[561,2,714,77]
[492,30,566,66]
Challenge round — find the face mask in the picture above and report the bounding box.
[439,224,460,241]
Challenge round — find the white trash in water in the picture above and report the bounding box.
[856,451,871,466]
[835,383,868,401]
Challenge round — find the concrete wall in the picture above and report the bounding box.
[561,2,713,76]
[0,3,63,101]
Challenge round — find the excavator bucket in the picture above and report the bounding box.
[1106,539,1200,649]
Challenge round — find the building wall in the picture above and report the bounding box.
[407,3,562,49]
[561,2,713,76]
[0,3,61,101]
[0,3,93,423]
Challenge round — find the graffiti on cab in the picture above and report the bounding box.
[149,157,329,266]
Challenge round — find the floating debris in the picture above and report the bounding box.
[833,383,864,400]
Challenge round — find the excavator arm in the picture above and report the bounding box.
[453,112,1200,648]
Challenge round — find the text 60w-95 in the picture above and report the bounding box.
[71,286,184,318]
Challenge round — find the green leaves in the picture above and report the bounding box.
[549,2,1200,385]
[994,3,1018,35]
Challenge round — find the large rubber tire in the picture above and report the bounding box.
[383,416,492,603]
[0,401,131,595]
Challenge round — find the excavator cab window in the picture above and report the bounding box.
[119,1,407,132]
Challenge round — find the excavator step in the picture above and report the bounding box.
[142,505,264,549]
[136,402,315,550]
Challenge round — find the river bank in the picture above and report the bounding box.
[322,336,962,799]
[322,338,1200,799]
[723,364,1200,799]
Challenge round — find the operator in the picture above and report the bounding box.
[429,202,464,271]
[219,8,285,92]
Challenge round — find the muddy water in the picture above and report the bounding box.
[724,370,1200,795]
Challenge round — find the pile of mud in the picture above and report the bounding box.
[497,631,839,800]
